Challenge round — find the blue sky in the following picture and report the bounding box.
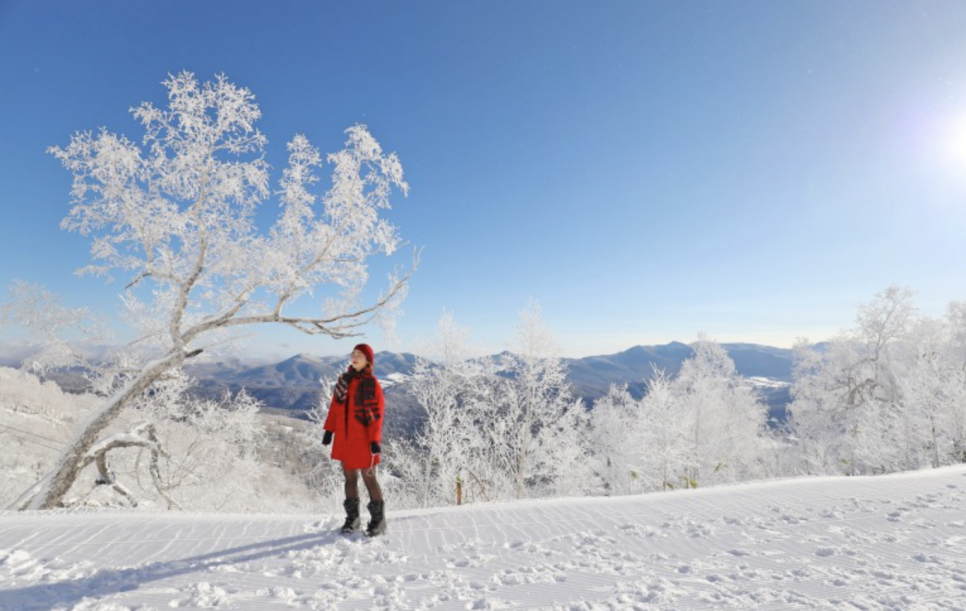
[1,1,966,360]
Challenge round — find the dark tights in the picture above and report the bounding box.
[343,464,383,503]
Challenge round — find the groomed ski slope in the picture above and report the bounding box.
[2,467,965,610]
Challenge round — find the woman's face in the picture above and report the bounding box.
[350,349,369,371]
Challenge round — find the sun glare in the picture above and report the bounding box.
[943,111,966,169]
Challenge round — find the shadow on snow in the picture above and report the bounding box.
[0,528,354,610]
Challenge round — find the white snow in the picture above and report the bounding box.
[381,372,410,388]
[746,376,790,390]
[2,467,966,610]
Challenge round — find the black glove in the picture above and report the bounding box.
[370,441,381,455]
[322,431,333,446]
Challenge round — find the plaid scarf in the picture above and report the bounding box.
[333,366,381,426]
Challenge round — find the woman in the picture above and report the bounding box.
[322,343,386,536]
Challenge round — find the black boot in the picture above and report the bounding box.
[341,498,361,534]
[365,500,386,537]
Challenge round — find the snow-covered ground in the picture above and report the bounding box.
[2,466,965,610]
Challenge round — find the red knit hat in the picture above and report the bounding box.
[353,343,374,366]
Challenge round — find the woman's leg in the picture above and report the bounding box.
[340,465,362,533]
[362,466,386,536]
[361,467,383,503]
[343,466,360,500]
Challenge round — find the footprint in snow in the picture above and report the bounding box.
[617,523,657,537]
[446,553,495,569]
[171,581,232,608]
[303,519,339,533]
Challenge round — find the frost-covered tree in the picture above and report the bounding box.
[8,363,267,511]
[941,301,966,462]
[848,286,917,472]
[588,383,647,495]
[638,369,692,490]
[788,286,966,475]
[393,304,590,505]
[788,286,917,476]
[784,339,846,475]
[1,365,325,512]
[946,301,966,366]
[21,72,416,510]
[1,281,111,376]
[897,317,947,470]
[898,307,966,468]
[0,367,100,508]
[497,302,590,499]
[384,307,591,507]
[673,336,767,486]
[128,373,264,509]
[590,339,766,495]
[400,312,496,507]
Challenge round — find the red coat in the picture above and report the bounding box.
[324,371,385,469]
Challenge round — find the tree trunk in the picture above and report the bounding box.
[930,415,940,469]
[423,456,431,509]
[16,350,186,510]
[516,402,533,500]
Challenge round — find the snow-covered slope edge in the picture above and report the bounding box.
[2,467,965,610]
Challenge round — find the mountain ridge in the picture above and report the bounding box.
[182,342,794,420]
[2,342,796,420]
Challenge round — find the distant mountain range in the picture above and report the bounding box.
[565,342,795,418]
[186,352,418,418]
[181,342,794,423]
[1,342,795,427]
